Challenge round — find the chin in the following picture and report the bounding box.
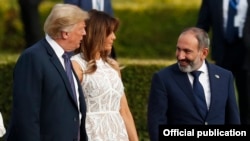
[178,63,192,73]
[105,48,112,51]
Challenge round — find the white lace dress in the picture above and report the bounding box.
[71,54,129,141]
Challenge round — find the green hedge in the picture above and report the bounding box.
[0,62,166,140]
[0,63,14,123]
[0,62,15,141]
[121,65,165,140]
[0,0,201,59]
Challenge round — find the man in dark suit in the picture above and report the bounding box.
[64,0,117,59]
[147,27,240,141]
[242,2,250,125]
[5,4,89,141]
[196,0,250,124]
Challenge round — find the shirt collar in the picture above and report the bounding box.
[197,60,208,74]
[45,34,65,58]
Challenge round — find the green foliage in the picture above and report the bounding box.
[0,63,14,118]
[122,65,165,140]
[115,7,199,59]
[0,62,168,140]
[0,0,201,58]
[0,63,15,140]
[0,0,202,140]
[113,0,201,59]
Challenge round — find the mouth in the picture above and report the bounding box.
[178,60,188,67]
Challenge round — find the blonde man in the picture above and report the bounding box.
[5,4,89,141]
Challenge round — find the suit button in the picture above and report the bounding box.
[74,117,77,122]
[204,122,208,125]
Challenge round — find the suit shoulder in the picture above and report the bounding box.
[17,39,48,62]
[209,63,233,75]
[155,63,178,75]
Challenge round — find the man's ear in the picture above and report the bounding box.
[62,31,69,39]
[202,48,209,59]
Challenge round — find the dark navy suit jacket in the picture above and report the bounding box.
[147,61,240,141]
[5,39,88,141]
[243,0,250,70]
[196,0,250,68]
[64,0,114,16]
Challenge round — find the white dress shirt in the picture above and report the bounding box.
[188,61,211,110]
[92,0,104,11]
[223,0,248,37]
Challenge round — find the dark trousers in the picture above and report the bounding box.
[217,39,250,124]
[18,0,43,47]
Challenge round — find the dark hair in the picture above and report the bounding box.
[78,9,120,74]
[181,27,210,49]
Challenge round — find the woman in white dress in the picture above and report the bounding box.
[71,9,139,141]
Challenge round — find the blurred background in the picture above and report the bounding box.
[0,0,202,140]
[0,0,201,61]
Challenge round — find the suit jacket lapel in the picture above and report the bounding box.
[172,64,209,119]
[172,68,194,101]
[172,65,204,116]
[42,39,79,108]
[206,62,222,116]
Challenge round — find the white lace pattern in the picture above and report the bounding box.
[71,54,129,141]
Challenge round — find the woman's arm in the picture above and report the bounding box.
[72,60,84,82]
[120,94,139,141]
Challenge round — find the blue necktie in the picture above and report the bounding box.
[191,71,207,118]
[62,52,77,102]
[225,0,239,43]
[63,52,80,140]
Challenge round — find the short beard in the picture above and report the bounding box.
[178,63,193,73]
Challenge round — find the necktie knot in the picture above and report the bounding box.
[62,52,74,60]
[191,71,202,79]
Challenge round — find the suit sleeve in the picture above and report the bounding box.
[147,72,168,141]
[225,72,241,124]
